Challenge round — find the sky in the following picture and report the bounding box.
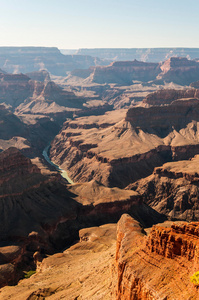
[0,0,199,49]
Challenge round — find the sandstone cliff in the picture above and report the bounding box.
[112,214,199,299]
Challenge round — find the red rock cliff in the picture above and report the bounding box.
[112,214,199,299]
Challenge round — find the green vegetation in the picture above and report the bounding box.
[190,271,199,286]
[23,270,36,279]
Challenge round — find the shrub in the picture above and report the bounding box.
[24,270,36,279]
[190,271,199,286]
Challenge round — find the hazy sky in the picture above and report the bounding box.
[0,0,199,49]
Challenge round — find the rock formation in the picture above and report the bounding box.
[0,147,165,288]
[0,71,85,110]
[50,96,199,188]
[0,223,117,299]
[127,154,199,221]
[112,214,199,299]
[143,88,199,106]
[25,70,51,82]
[72,60,161,84]
[158,57,199,85]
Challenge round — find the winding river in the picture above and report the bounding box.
[42,145,74,184]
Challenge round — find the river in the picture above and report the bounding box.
[42,145,74,184]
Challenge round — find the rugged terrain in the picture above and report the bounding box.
[0,147,164,289]
[0,223,117,300]
[127,154,199,221]
[112,214,199,299]
[1,47,199,298]
[50,95,199,188]
[1,215,199,299]
[67,57,199,86]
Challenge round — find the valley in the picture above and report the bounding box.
[1,47,199,299]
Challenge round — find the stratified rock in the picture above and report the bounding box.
[143,88,199,106]
[112,214,199,299]
[50,97,199,188]
[158,57,199,85]
[73,60,161,84]
[0,72,85,110]
[127,155,199,221]
[0,147,163,251]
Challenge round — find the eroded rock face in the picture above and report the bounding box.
[73,60,161,84]
[127,155,199,221]
[158,57,199,85]
[112,214,199,300]
[0,148,163,267]
[147,222,199,260]
[25,70,51,82]
[0,71,84,110]
[143,88,199,106]
[50,97,199,188]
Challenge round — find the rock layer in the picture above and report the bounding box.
[127,155,199,221]
[50,97,199,188]
[112,214,199,299]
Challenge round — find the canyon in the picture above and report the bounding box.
[1,215,199,299]
[1,47,199,299]
[49,93,199,188]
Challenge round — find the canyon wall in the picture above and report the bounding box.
[112,214,199,299]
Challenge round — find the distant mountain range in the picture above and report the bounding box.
[61,47,199,62]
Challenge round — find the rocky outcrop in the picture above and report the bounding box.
[127,155,199,221]
[143,88,199,106]
[112,214,199,299]
[190,80,199,88]
[0,147,167,289]
[25,70,51,82]
[0,224,117,299]
[126,97,199,133]
[0,71,85,110]
[73,56,199,86]
[147,222,199,260]
[158,57,199,85]
[73,60,161,84]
